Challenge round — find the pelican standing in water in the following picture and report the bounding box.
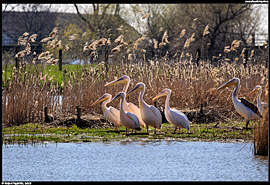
[217,77,261,129]
[152,88,190,133]
[247,85,267,117]
[91,93,122,130]
[104,75,146,128]
[126,82,162,134]
[110,92,141,135]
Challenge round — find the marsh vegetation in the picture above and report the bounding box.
[2,4,268,156]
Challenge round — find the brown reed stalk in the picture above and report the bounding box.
[254,106,268,156]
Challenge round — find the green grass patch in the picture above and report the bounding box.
[2,64,98,88]
[2,121,254,144]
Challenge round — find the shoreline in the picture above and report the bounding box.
[2,136,252,145]
[2,121,254,144]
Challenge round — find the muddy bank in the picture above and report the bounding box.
[44,107,230,128]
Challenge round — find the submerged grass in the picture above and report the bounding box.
[2,121,254,144]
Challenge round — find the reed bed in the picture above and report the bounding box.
[2,60,268,127]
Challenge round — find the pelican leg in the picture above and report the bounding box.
[173,126,177,134]
[115,126,120,133]
[126,128,128,135]
[154,127,156,135]
[245,120,250,129]
[146,125,149,134]
[178,127,181,134]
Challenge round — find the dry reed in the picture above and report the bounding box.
[254,106,268,156]
[2,60,268,127]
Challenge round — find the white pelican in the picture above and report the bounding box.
[91,93,122,130]
[217,77,261,128]
[110,92,141,135]
[247,85,267,117]
[104,75,146,128]
[126,82,162,134]
[152,88,190,133]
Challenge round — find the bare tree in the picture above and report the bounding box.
[74,4,123,38]
[2,4,55,40]
[141,4,260,60]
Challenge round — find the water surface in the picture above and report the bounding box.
[2,141,268,181]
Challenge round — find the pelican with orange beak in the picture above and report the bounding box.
[217,77,261,129]
[247,85,267,117]
[126,82,162,134]
[109,92,141,135]
[152,88,190,133]
[91,93,122,130]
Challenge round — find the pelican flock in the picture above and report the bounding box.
[91,75,264,135]
[104,75,146,128]
[217,77,262,129]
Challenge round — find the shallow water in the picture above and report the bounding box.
[2,141,268,181]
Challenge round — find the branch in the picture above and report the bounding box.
[74,4,93,31]
[74,4,88,23]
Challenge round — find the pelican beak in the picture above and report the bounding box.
[152,91,166,101]
[126,85,141,97]
[109,93,122,103]
[91,95,107,106]
[104,76,126,87]
[247,88,259,97]
[217,79,237,91]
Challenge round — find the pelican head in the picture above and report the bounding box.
[247,85,261,97]
[110,92,125,103]
[126,82,145,97]
[91,93,111,106]
[217,77,239,91]
[104,75,130,87]
[152,88,171,101]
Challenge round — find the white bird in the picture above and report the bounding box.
[217,77,261,129]
[110,92,141,135]
[126,82,162,134]
[104,75,146,128]
[247,85,267,117]
[152,88,190,133]
[91,93,122,131]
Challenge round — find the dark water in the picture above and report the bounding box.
[2,141,268,181]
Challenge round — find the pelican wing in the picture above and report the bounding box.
[149,105,162,125]
[105,107,121,127]
[127,102,140,114]
[240,98,262,118]
[126,112,140,128]
[170,108,190,131]
[127,102,146,127]
[109,106,120,118]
